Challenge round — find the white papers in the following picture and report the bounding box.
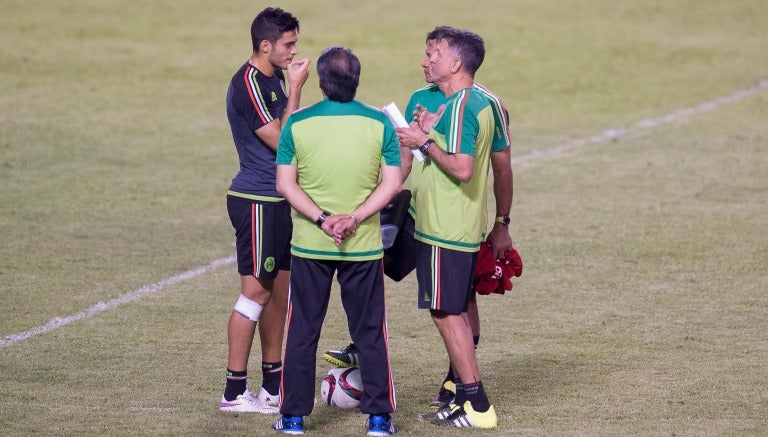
[382,102,425,162]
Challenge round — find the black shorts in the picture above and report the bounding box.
[415,240,477,315]
[227,195,292,279]
[383,214,417,281]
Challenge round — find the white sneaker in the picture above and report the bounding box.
[219,387,279,413]
[252,387,280,412]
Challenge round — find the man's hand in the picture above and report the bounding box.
[321,214,357,246]
[487,223,514,260]
[286,58,310,89]
[332,215,358,245]
[396,125,429,149]
[321,215,344,246]
[396,104,444,148]
[412,104,444,133]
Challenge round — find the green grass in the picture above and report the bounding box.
[1,0,767,435]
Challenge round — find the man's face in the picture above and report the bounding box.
[421,39,438,83]
[267,30,299,70]
[424,38,457,84]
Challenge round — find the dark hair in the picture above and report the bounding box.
[426,26,485,77]
[317,46,361,103]
[251,7,300,51]
[425,25,455,44]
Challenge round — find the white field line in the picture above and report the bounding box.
[0,255,236,349]
[511,79,768,165]
[2,79,766,349]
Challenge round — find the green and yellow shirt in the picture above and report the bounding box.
[277,99,401,261]
[404,83,510,222]
[413,87,498,252]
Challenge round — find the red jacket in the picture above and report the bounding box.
[473,241,523,295]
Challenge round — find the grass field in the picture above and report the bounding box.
[1,0,767,435]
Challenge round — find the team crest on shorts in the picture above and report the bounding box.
[264,257,275,272]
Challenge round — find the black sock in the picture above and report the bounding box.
[262,361,282,395]
[464,380,491,412]
[473,335,480,348]
[453,380,465,406]
[224,369,247,401]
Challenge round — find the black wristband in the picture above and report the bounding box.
[315,211,331,228]
[419,139,434,157]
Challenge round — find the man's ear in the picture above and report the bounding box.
[450,58,462,74]
[259,39,272,55]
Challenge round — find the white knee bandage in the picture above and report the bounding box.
[233,294,263,322]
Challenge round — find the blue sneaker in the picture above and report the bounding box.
[272,415,304,435]
[366,414,396,436]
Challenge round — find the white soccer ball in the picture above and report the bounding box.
[320,367,363,408]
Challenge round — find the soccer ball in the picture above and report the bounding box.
[320,367,363,408]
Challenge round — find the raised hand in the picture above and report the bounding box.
[286,58,310,89]
[413,103,444,133]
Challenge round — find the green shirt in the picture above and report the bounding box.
[277,99,401,261]
[404,83,510,219]
[413,87,497,252]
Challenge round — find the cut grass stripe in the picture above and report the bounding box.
[0,255,236,349]
[512,79,768,165]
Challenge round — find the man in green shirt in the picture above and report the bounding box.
[273,46,401,436]
[397,27,502,429]
[401,27,514,414]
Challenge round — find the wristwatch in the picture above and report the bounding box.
[419,139,434,157]
[495,215,510,226]
[316,210,331,228]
